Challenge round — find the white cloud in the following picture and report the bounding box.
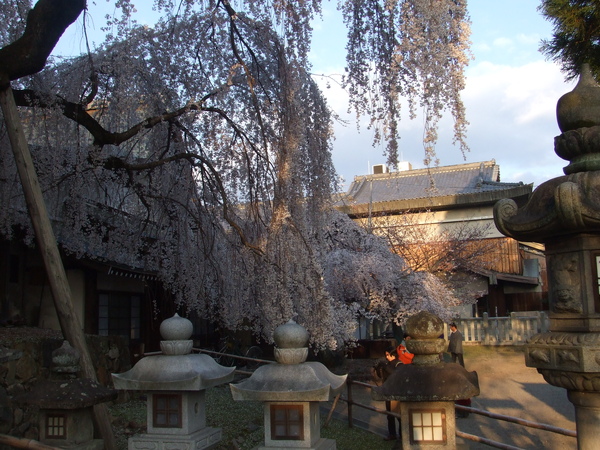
[515,33,541,46]
[465,60,569,125]
[493,37,513,49]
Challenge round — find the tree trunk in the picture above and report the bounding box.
[0,86,116,449]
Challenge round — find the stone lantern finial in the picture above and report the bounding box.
[51,340,81,375]
[404,311,447,366]
[273,319,309,364]
[159,313,194,355]
[494,65,600,242]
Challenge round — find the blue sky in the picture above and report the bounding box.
[310,1,573,190]
[55,1,573,190]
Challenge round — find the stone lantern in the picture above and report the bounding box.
[230,320,347,450]
[372,311,479,449]
[494,64,600,449]
[112,313,235,450]
[16,340,117,450]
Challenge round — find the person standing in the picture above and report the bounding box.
[374,346,402,441]
[397,334,414,365]
[448,322,465,367]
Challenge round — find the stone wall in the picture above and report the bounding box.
[0,327,131,440]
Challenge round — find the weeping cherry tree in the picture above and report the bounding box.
[0,0,472,349]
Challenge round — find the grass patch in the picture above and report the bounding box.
[109,383,393,450]
[207,384,394,449]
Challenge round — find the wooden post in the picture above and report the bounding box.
[0,85,116,449]
[324,393,340,427]
[347,378,354,428]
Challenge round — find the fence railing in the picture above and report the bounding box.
[448,312,550,345]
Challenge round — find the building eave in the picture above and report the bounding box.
[473,268,540,286]
[336,184,533,218]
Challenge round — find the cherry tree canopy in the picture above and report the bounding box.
[0,0,471,348]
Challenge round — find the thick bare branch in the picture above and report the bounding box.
[0,0,85,85]
[13,88,218,146]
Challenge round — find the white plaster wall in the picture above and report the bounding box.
[362,206,504,242]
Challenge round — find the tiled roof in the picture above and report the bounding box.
[344,160,526,204]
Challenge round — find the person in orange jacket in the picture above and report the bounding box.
[397,334,414,365]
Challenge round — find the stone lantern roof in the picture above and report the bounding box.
[230,320,347,402]
[16,378,117,409]
[372,364,479,402]
[16,340,117,408]
[372,311,479,402]
[112,313,235,391]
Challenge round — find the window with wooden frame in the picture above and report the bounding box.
[46,413,66,439]
[153,394,182,428]
[270,404,304,440]
[409,408,446,444]
[98,292,141,341]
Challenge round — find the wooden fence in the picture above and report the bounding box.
[447,312,550,345]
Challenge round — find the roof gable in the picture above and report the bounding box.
[345,160,526,203]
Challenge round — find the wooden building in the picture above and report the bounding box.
[0,235,215,360]
[335,160,547,317]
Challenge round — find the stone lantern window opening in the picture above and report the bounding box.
[409,408,447,444]
[153,393,183,428]
[270,404,304,440]
[45,412,66,439]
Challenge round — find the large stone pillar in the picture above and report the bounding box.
[569,391,600,449]
[494,64,600,449]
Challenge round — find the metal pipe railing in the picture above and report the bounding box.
[192,347,274,366]
[142,347,274,366]
[455,431,524,450]
[454,404,577,437]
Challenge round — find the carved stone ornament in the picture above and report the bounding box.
[555,126,600,174]
[556,63,600,133]
[526,332,600,375]
[528,331,600,347]
[539,369,600,391]
[494,171,600,242]
[548,253,583,314]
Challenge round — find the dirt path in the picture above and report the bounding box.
[458,346,576,449]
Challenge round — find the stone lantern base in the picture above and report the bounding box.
[399,400,456,450]
[259,401,336,450]
[40,407,104,450]
[256,440,335,450]
[129,427,222,450]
